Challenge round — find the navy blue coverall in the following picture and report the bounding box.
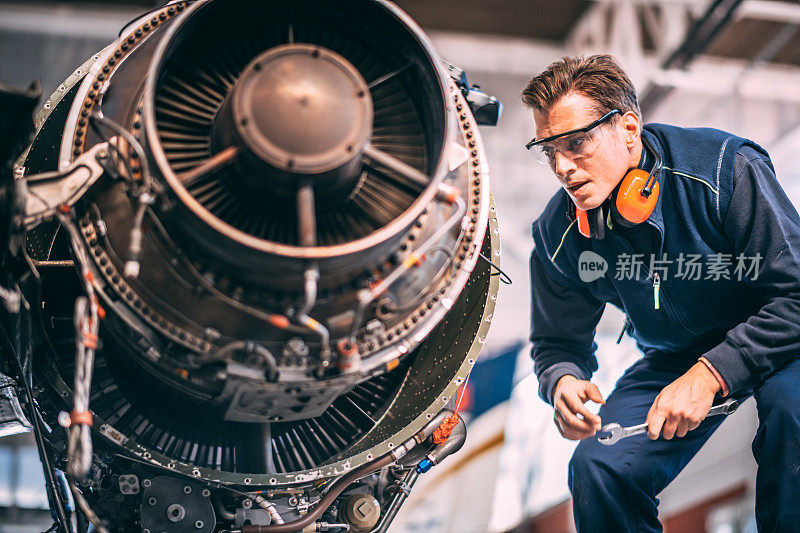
[530,123,800,532]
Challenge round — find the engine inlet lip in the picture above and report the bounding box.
[142,0,454,261]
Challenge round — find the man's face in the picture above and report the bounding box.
[533,92,636,211]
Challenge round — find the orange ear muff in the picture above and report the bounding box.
[615,168,660,224]
[575,207,591,238]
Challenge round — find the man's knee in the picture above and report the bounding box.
[568,439,615,516]
[568,439,627,495]
[755,364,800,434]
[569,437,667,497]
[754,381,800,532]
[569,439,599,487]
[754,373,800,463]
[758,391,800,429]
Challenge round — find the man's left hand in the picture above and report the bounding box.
[646,362,721,440]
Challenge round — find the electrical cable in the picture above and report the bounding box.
[68,478,109,533]
[0,311,71,532]
[66,296,96,480]
[88,113,151,192]
[87,120,135,185]
[390,246,457,314]
[478,252,511,284]
[54,210,109,533]
[89,112,153,279]
[143,209,305,335]
[348,194,467,340]
[202,340,280,381]
[241,454,394,532]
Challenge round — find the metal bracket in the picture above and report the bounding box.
[23,141,109,226]
[0,372,33,438]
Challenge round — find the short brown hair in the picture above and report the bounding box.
[521,55,640,119]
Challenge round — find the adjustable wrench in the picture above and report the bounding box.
[598,398,739,446]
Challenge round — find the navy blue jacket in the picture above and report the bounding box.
[530,123,800,404]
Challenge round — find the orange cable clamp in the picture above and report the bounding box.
[432,413,460,445]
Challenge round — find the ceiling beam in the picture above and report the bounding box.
[640,0,745,113]
[652,58,800,104]
[736,0,800,24]
[427,31,563,77]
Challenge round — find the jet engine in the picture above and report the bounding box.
[0,1,501,531]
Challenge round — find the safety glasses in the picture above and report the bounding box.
[525,109,621,166]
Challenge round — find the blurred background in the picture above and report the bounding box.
[2,0,798,531]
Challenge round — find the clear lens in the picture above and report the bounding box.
[528,144,553,166]
[528,129,601,166]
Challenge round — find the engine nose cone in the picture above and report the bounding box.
[214,44,372,199]
[238,45,372,174]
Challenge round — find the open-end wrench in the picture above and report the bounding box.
[598,398,739,445]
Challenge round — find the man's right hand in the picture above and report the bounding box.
[552,375,605,440]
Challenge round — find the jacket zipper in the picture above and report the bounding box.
[655,275,699,334]
[653,272,661,310]
[607,226,698,335]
